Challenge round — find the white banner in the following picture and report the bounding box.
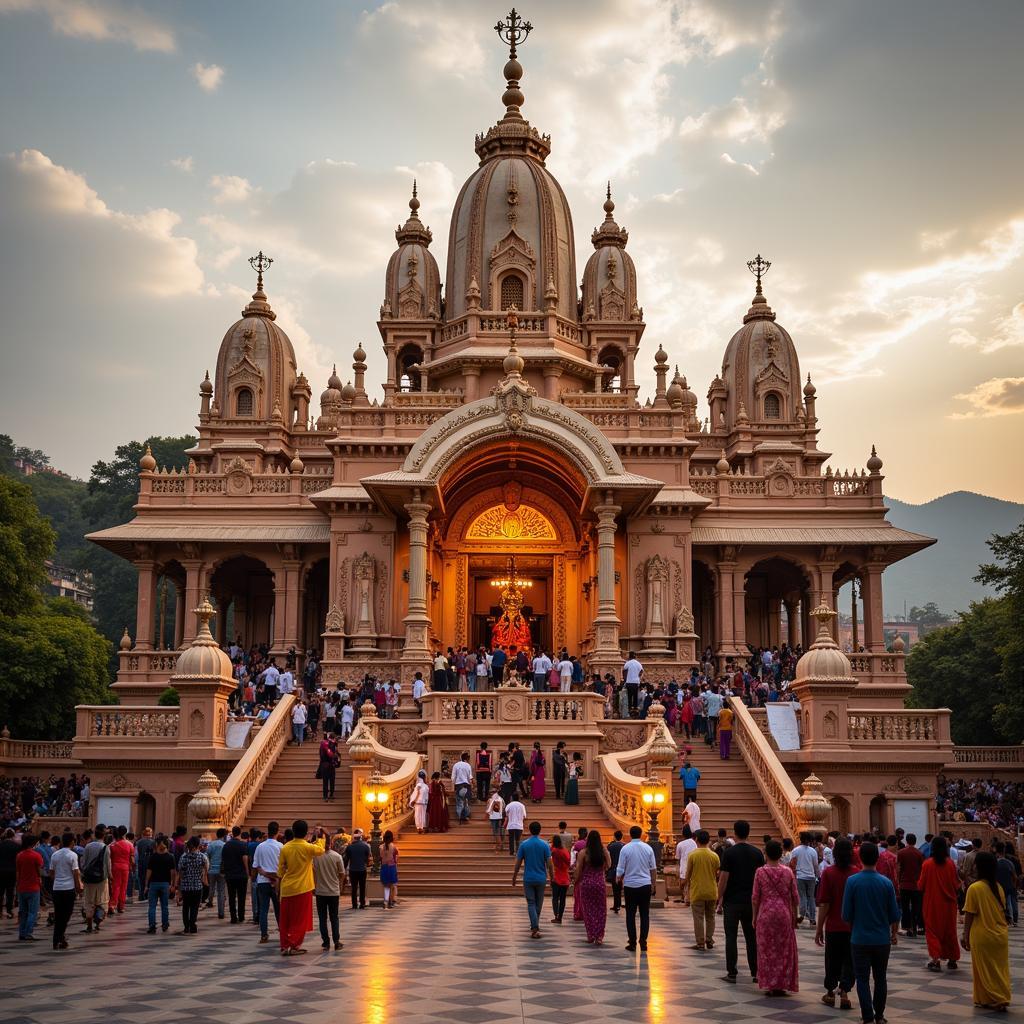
[226,721,253,749]
[765,704,801,751]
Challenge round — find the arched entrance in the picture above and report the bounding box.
[438,441,585,658]
[744,557,812,650]
[209,555,276,651]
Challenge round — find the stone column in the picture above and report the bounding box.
[862,564,885,652]
[543,366,563,401]
[402,497,433,665]
[180,559,204,647]
[272,559,303,656]
[133,559,158,650]
[174,583,185,649]
[591,498,621,657]
[464,366,481,402]
[714,562,735,657]
[785,599,799,648]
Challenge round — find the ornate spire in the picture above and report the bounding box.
[476,9,550,163]
[743,253,775,324]
[591,182,628,248]
[502,305,525,377]
[242,251,276,320]
[395,180,432,246]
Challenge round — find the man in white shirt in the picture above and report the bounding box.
[279,669,295,695]
[451,753,474,824]
[475,654,491,692]
[250,823,283,943]
[683,798,701,832]
[791,831,820,925]
[532,651,552,692]
[291,700,308,745]
[616,825,658,951]
[557,656,573,693]
[486,791,506,852]
[622,652,644,713]
[409,771,430,833]
[674,825,697,904]
[260,661,280,701]
[504,796,527,855]
[49,832,81,950]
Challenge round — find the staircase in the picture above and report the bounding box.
[394,781,618,897]
[671,734,779,842]
[243,738,354,834]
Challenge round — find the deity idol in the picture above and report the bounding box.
[491,581,531,650]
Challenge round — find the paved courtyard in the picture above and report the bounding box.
[0,897,1017,1024]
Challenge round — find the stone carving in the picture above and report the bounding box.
[466,504,556,541]
[94,773,143,792]
[883,776,930,794]
[336,556,351,631]
[454,555,468,649]
[674,603,694,635]
[823,709,839,739]
[350,552,378,650]
[189,707,205,738]
[325,603,346,634]
[642,555,670,641]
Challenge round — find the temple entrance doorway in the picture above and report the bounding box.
[468,554,553,654]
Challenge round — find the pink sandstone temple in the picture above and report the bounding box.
[11,10,1009,891]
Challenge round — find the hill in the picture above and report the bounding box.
[883,491,1024,616]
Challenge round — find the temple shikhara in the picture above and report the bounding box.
[41,9,1007,880]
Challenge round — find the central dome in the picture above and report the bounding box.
[445,54,577,322]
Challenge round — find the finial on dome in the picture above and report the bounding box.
[747,253,770,296]
[502,305,525,376]
[495,8,532,60]
[410,179,419,211]
[867,445,883,474]
[736,401,750,426]
[604,182,614,216]
[249,250,273,293]
[804,373,816,397]
[328,364,342,390]
[716,451,730,475]
[742,253,776,323]
[494,9,532,118]
[200,370,213,395]
[242,251,277,320]
[194,595,217,639]
[119,626,132,651]
[140,444,156,472]
[654,344,668,365]
[353,344,366,364]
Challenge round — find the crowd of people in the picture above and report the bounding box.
[0,775,89,830]
[937,777,1024,831]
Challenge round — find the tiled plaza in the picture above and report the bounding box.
[0,897,1017,1024]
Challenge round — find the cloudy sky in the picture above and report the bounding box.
[1,0,1022,502]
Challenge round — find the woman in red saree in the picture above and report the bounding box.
[427,772,449,833]
[919,835,961,971]
[752,839,800,995]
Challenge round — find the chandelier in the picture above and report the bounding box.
[490,555,534,590]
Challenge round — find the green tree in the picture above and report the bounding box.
[81,435,195,656]
[907,602,953,627]
[0,477,112,737]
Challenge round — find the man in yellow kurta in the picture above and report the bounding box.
[276,820,326,955]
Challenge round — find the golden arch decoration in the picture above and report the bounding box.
[465,504,557,542]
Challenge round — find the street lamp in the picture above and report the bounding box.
[641,776,667,869]
[362,769,390,875]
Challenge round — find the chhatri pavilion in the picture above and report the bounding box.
[56,11,999,865]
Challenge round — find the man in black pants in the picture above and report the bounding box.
[552,742,568,801]
[607,830,624,914]
[344,830,371,909]
[616,825,658,951]
[717,819,764,983]
[220,825,250,924]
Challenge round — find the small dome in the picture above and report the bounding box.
[666,380,684,407]
[139,444,156,472]
[503,340,525,376]
[654,344,668,365]
[199,371,213,395]
[794,605,854,683]
[353,344,366,363]
[173,598,232,680]
[866,445,883,473]
[341,381,357,402]
[119,627,132,651]
[384,182,441,321]
[803,373,816,397]
[581,185,637,322]
[716,453,731,475]
[290,456,304,474]
[327,364,342,391]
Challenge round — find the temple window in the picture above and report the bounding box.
[235,387,254,416]
[500,273,525,311]
[397,345,423,392]
[764,392,781,419]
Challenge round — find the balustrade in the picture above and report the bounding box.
[0,737,75,762]
[847,709,946,744]
[77,706,180,739]
[528,696,587,722]
[436,695,497,722]
[420,689,603,726]
[952,746,1024,766]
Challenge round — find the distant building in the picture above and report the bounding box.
[45,561,94,612]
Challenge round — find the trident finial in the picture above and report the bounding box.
[249,251,273,292]
[495,8,532,59]
[746,253,771,295]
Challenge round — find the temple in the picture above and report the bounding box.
[47,11,1009,867]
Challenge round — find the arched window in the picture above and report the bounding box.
[764,392,781,419]
[500,274,524,311]
[235,388,254,416]
[397,346,422,392]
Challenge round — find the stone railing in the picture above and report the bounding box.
[210,695,296,829]
[681,469,884,508]
[950,746,1024,768]
[0,736,77,763]
[347,708,423,836]
[140,467,313,506]
[848,652,902,676]
[847,709,951,746]
[728,696,804,838]
[75,706,180,740]
[120,650,181,677]
[595,707,678,837]
[32,815,88,834]
[419,688,606,726]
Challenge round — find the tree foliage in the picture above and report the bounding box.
[907,521,1024,744]
[907,602,954,627]
[0,478,112,738]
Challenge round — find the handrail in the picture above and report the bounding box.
[595,709,676,835]
[951,746,1024,766]
[347,714,423,835]
[0,737,76,762]
[728,696,803,838]
[218,694,296,828]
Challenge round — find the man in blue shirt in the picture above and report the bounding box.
[491,646,507,687]
[206,827,227,918]
[511,821,552,938]
[678,759,701,803]
[616,825,658,951]
[841,842,900,1024]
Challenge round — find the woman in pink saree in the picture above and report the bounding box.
[529,741,546,802]
[752,839,800,996]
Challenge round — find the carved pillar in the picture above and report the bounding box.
[591,499,621,658]
[464,366,481,402]
[133,559,158,651]
[785,598,799,648]
[349,552,378,653]
[714,562,734,657]
[862,563,885,653]
[271,558,303,657]
[641,555,671,654]
[402,498,433,665]
[814,563,838,639]
[180,559,204,647]
[850,581,859,651]
[543,366,563,401]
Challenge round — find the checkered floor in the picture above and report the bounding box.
[0,897,1017,1023]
